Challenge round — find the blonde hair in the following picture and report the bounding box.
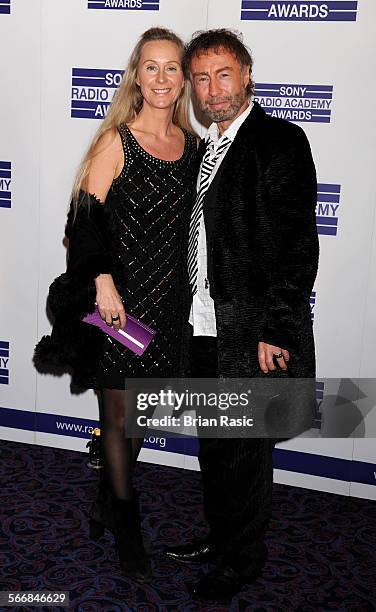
[72,27,193,204]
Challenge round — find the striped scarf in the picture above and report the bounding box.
[187,135,232,295]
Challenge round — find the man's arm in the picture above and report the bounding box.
[259,124,319,368]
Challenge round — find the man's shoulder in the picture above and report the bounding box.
[264,113,305,136]
[240,102,307,146]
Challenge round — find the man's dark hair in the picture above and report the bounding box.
[183,29,254,96]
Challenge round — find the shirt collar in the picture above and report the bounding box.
[205,100,254,148]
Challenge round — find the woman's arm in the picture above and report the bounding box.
[84,129,126,331]
[85,128,124,202]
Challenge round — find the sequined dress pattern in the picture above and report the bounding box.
[95,125,197,388]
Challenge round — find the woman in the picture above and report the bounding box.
[35,27,197,582]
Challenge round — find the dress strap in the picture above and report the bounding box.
[117,123,128,152]
[111,124,130,188]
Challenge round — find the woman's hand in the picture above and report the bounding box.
[95,274,126,331]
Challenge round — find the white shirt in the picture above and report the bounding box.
[189,101,254,336]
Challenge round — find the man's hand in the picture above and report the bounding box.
[258,342,290,373]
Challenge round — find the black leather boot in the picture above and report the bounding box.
[112,496,152,583]
[89,476,114,540]
[89,483,151,582]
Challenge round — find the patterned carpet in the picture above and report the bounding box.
[0,439,375,612]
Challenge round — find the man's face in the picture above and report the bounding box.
[190,47,250,123]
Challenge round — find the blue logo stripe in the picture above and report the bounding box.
[317,226,337,236]
[0,368,9,376]
[317,193,340,204]
[264,108,331,116]
[0,377,9,384]
[264,111,330,123]
[310,115,330,123]
[88,1,159,9]
[316,384,325,399]
[318,183,341,192]
[302,109,330,116]
[242,0,357,8]
[72,101,111,110]
[256,90,332,100]
[72,68,123,78]
[0,190,11,198]
[0,170,11,178]
[350,461,376,486]
[72,77,112,87]
[0,350,9,358]
[273,448,352,481]
[0,5,11,14]
[0,407,34,429]
[0,341,9,349]
[0,200,11,208]
[72,68,111,77]
[323,12,357,21]
[256,83,333,92]
[241,2,357,22]
[326,1,357,7]
[87,5,160,9]
[88,0,160,3]
[0,161,11,169]
[316,216,338,226]
[241,10,357,22]
[71,109,110,119]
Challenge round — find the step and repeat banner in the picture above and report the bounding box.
[0,0,375,499]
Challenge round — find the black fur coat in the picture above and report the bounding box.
[201,102,319,378]
[34,193,127,388]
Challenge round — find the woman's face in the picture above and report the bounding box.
[136,40,185,111]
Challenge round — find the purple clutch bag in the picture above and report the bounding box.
[82,305,156,357]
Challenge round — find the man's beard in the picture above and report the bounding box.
[200,91,247,123]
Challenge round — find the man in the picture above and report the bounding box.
[165,29,319,600]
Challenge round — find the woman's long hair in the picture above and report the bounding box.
[72,27,193,205]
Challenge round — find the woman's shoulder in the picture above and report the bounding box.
[84,128,125,200]
[92,127,123,157]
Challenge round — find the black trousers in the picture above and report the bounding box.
[190,335,275,574]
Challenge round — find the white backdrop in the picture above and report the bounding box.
[0,0,375,499]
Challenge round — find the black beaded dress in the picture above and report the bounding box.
[95,124,197,389]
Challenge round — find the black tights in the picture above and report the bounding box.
[99,388,144,500]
